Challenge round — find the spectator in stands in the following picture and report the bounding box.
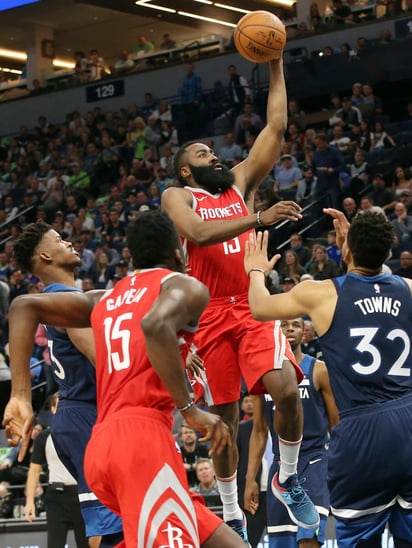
[302,320,323,360]
[152,99,172,123]
[278,250,307,283]
[370,120,396,151]
[391,165,412,196]
[179,424,209,488]
[134,35,155,57]
[160,33,176,50]
[296,163,317,207]
[159,120,179,155]
[394,250,412,278]
[312,133,345,232]
[369,173,397,213]
[385,0,404,17]
[329,123,352,159]
[342,196,359,222]
[398,190,412,215]
[179,63,203,140]
[287,98,306,125]
[72,51,88,84]
[347,148,370,200]
[362,83,383,120]
[140,92,157,120]
[350,82,364,106]
[234,103,264,144]
[86,49,105,81]
[326,229,342,267]
[217,133,242,168]
[308,244,341,280]
[285,122,305,157]
[289,233,312,266]
[191,459,220,497]
[112,49,134,74]
[332,0,354,24]
[227,64,252,123]
[159,144,175,178]
[391,202,412,249]
[333,96,362,130]
[274,154,302,198]
[282,276,298,292]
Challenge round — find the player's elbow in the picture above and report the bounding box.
[141,313,171,341]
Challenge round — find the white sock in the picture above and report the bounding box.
[278,436,302,484]
[216,473,243,522]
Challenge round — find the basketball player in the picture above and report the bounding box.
[4,210,246,548]
[244,209,412,547]
[12,220,123,548]
[161,55,319,538]
[244,317,339,547]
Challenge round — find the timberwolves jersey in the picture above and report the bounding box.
[320,273,412,413]
[183,185,253,298]
[42,284,96,404]
[263,354,329,458]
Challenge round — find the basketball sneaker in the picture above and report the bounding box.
[272,471,320,529]
[226,511,251,546]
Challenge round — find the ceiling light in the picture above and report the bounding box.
[214,3,251,14]
[263,0,296,7]
[193,0,213,4]
[177,10,237,27]
[0,48,74,69]
[135,0,176,13]
[0,66,22,75]
[0,48,26,60]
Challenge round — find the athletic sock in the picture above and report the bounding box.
[278,436,302,484]
[216,473,243,522]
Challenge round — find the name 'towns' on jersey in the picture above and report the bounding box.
[320,273,412,413]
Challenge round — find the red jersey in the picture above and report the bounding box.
[90,269,196,427]
[184,185,253,298]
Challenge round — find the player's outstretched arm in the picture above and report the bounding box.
[234,57,287,196]
[3,292,96,458]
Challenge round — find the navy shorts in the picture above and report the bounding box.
[51,403,123,538]
[328,393,412,546]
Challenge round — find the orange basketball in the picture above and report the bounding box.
[233,10,286,63]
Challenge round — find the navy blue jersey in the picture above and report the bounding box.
[43,284,96,404]
[264,354,329,457]
[320,273,412,414]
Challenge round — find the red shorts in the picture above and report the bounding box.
[189,294,302,406]
[84,408,222,547]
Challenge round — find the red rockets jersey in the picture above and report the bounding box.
[90,269,196,426]
[183,185,253,298]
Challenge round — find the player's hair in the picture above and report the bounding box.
[348,211,394,269]
[13,220,52,273]
[173,140,198,184]
[126,210,180,268]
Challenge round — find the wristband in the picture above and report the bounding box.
[247,268,266,278]
[178,400,194,413]
[256,210,264,227]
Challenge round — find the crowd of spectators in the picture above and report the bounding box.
[0,9,411,520]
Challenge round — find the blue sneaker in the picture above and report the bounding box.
[272,472,320,529]
[226,511,251,546]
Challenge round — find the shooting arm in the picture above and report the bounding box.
[234,57,287,195]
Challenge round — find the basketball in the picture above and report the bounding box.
[233,11,286,63]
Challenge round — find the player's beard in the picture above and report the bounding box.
[188,163,235,194]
